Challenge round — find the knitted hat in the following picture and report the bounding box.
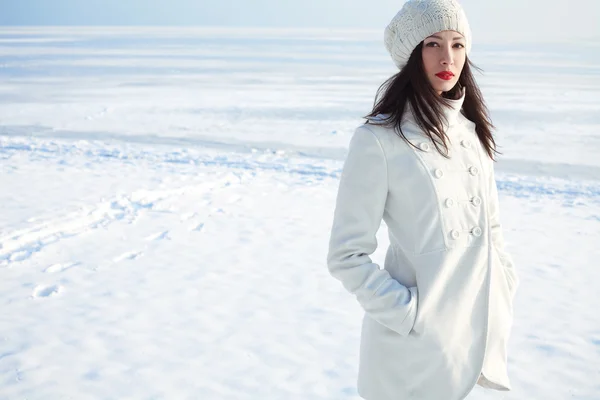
[384,0,472,70]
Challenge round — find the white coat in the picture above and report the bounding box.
[326,91,519,400]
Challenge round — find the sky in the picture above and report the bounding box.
[0,0,599,43]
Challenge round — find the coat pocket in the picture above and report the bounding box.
[492,247,515,320]
[493,247,518,300]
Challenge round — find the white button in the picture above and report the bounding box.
[434,169,444,179]
[419,142,430,152]
[469,166,479,176]
[471,196,482,206]
[450,230,460,240]
[461,140,472,149]
[471,227,482,237]
[445,198,455,208]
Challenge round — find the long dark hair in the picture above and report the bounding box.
[365,42,499,160]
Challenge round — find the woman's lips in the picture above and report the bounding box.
[435,71,454,80]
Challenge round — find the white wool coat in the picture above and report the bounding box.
[327,92,519,400]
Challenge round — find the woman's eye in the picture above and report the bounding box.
[425,42,439,47]
[453,43,465,48]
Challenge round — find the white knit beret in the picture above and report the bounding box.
[384,0,472,70]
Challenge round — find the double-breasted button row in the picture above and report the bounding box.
[450,226,482,240]
[444,196,482,208]
[420,139,471,152]
[432,166,478,179]
[422,150,478,181]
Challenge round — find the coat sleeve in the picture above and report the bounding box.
[327,125,418,336]
[488,163,520,298]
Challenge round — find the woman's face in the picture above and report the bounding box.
[421,30,466,95]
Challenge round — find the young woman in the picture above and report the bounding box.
[326,1,519,399]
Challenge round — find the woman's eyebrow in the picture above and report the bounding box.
[427,35,465,41]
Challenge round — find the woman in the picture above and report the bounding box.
[326,0,519,399]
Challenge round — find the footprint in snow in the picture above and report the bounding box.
[32,284,63,298]
[180,212,197,221]
[113,251,143,263]
[145,231,170,241]
[44,262,80,273]
[9,248,37,263]
[191,223,204,232]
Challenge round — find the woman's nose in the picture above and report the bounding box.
[441,47,454,65]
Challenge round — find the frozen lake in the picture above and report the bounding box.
[1,27,599,399]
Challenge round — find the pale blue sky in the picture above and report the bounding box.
[1,0,598,42]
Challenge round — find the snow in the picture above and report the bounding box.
[1,26,599,399]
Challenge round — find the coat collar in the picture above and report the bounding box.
[366,87,466,129]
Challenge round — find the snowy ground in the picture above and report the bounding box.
[1,27,599,399]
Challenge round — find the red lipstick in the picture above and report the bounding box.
[435,71,454,81]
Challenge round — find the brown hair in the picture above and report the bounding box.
[365,42,499,160]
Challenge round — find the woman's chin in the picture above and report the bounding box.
[432,80,458,95]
